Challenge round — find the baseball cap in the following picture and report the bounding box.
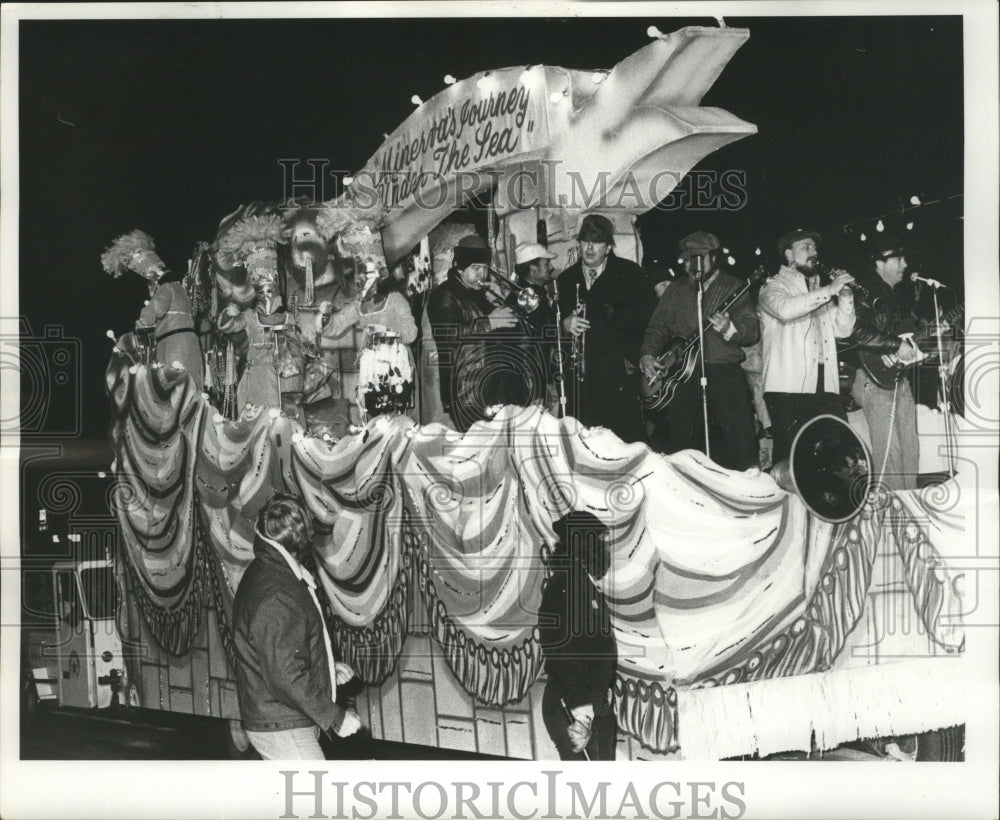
[515,242,557,265]
[778,228,821,254]
[869,234,905,260]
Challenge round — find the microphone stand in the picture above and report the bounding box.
[695,255,711,461]
[928,281,957,476]
[551,277,568,418]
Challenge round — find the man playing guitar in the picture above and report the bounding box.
[639,231,760,469]
[843,234,924,491]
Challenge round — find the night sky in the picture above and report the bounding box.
[17,14,964,439]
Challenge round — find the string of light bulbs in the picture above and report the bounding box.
[841,193,963,241]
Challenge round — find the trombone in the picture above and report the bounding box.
[485,265,542,316]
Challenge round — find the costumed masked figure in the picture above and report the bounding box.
[276,203,406,437]
[353,263,418,421]
[102,229,204,386]
[215,214,304,415]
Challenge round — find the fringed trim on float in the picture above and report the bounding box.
[688,501,884,689]
[884,494,965,652]
[614,676,679,754]
[413,534,543,707]
[119,525,209,657]
[200,508,238,672]
[328,547,412,687]
[675,657,966,760]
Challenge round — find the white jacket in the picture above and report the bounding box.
[758,266,855,394]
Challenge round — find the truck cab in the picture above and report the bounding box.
[24,554,130,711]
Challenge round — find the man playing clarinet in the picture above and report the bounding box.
[558,214,654,443]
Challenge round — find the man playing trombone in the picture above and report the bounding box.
[426,234,537,431]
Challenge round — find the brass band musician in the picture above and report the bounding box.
[557,214,655,443]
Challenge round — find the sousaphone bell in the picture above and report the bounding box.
[770,414,873,523]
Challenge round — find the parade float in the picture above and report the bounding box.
[99,26,968,760]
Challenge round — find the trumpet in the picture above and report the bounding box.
[485,266,542,315]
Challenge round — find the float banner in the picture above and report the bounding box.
[362,67,549,215]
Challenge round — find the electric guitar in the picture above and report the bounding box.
[639,267,766,412]
[858,304,964,389]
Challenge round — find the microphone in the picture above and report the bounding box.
[912,274,949,289]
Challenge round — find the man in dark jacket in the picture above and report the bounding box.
[538,511,617,761]
[233,493,361,759]
[558,214,655,443]
[843,235,923,490]
[426,234,524,431]
[639,231,760,469]
[510,242,560,409]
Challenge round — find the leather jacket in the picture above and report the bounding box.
[841,275,919,371]
[426,270,516,416]
[232,536,346,733]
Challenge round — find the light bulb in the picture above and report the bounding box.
[343,176,354,187]
[754,247,762,256]
[727,256,736,266]
[876,220,885,232]
[444,74,456,85]
[591,72,606,84]
[860,233,867,241]
[410,94,423,106]
[647,25,663,38]
[910,195,921,206]
[906,222,914,230]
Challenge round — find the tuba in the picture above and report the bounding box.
[770,415,874,522]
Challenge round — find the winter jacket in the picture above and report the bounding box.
[640,272,759,365]
[232,535,346,733]
[537,565,618,712]
[758,265,855,394]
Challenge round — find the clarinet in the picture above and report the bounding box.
[570,284,587,383]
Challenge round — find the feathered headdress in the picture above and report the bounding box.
[101,229,165,280]
[215,214,286,286]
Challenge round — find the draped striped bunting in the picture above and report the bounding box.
[108,361,964,754]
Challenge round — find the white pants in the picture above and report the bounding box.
[245,725,324,760]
